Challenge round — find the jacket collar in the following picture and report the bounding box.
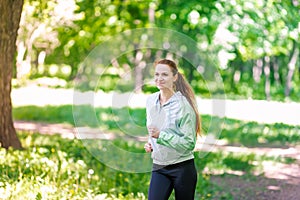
[154,91,182,106]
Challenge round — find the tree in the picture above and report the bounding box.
[16,0,79,80]
[0,0,24,149]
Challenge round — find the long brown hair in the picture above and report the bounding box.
[154,59,201,136]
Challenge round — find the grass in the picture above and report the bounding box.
[13,105,300,146]
[0,131,284,200]
[1,131,217,199]
[2,131,296,199]
[7,105,300,199]
[1,132,149,199]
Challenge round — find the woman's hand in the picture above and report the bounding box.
[144,142,153,153]
[148,126,160,138]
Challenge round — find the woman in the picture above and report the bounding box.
[144,59,201,200]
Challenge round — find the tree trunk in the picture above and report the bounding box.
[134,50,144,93]
[271,56,281,85]
[264,56,271,101]
[285,41,299,97]
[253,58,263,83]
[0,0,24,149]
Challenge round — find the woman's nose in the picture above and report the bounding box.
[156,76,163,81]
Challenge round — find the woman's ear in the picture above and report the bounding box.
[173,73,178,82]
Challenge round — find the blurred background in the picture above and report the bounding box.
[13,0,300,101]
[1,0,300,199]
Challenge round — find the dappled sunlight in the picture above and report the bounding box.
[261,161,300,185]
[210,173,300,200]
[14,121,74,139]
[75,127,115,140]
[267,185,280,191]
[14,120,148,142]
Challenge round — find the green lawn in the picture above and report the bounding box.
[3,105,299,199]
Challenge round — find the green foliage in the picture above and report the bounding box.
[0,131,218,199]
[2,130,290,199]
[1,132,150,199]
[17,0,300,101]
[8,105,300,198]
[1,131,294,199]
[220,68,300,102]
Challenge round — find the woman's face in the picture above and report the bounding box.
[154,64,177,91]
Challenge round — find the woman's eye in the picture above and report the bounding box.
[154,73,169,77]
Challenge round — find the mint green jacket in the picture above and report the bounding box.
[146,91,197,166]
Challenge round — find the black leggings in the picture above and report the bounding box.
[148,159,197,200]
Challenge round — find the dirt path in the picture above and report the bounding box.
[208,145,300,200]
[14,120,300,200]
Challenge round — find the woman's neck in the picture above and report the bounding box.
[159,89,175,105]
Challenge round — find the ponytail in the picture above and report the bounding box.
[175,73,201,136]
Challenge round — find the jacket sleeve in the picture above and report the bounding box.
[156,104,197,152]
